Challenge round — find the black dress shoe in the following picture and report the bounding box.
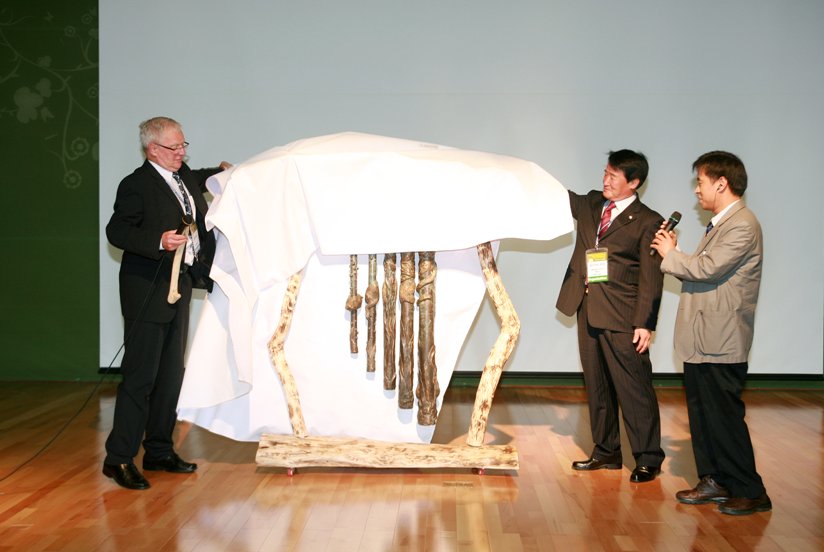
[572,457,622,471]
[676,475,730,504]
[718,493,772,515]
[102,462,150,490]
[143,452,197,473]
[630,465,660,482]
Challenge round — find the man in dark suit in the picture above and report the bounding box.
[104,116,229,490]
[557,149,666,483]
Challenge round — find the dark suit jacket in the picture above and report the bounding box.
[556,190,665,332]
[106,160,220,323]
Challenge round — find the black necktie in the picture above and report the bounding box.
[705,221,714,235]
[172,172,199,262]
[172,172,192,218]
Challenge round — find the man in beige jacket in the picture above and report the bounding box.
[651,151,770,516]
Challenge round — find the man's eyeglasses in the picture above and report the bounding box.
[155,141,189,151]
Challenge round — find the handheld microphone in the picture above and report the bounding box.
[650,211,681,256]
[176,215,194,234]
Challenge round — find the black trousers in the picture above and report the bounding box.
[684,361,766,499]
[577,297,664,467]
[104,304,189,465]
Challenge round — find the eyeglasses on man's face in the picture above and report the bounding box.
[155,141,189,151]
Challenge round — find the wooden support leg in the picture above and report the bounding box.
[267,272,307,438]
[467,242,520,447]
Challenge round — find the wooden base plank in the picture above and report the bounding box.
[256,434,519,471]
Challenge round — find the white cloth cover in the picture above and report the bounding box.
[177,132,573,443]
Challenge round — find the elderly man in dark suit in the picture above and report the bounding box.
[104,116,229,490]
[557,149,666,483]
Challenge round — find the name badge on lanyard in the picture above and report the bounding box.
[586,248,609,283]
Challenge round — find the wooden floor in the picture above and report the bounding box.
[1,382,823,551]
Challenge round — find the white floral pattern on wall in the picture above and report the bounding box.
[0,5,98,189]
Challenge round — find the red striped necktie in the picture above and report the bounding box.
[598,201,616,239]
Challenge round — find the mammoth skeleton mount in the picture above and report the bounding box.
[257,242,520,474]
[175,132,575,475]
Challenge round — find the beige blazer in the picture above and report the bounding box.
[660,202,763,363]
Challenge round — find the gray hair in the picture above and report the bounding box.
[139,116,182,151]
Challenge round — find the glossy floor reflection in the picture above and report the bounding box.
[1,382,822,551]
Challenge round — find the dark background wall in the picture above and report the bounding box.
[0,1,99,380]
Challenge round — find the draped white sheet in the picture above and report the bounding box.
[177,132,573,443]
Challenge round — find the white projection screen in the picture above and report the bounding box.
[99,1,823,376]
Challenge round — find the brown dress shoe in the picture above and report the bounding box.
[718,493,772,515]
[676,475,730,504]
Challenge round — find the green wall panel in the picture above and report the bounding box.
[0,2,99,380]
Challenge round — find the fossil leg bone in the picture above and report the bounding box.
[398,252,416,409]
[382,253,398,390]
[416,251,438,425]
[365,254,379,372]
[167,226,190,304]
[345,254,362,354]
